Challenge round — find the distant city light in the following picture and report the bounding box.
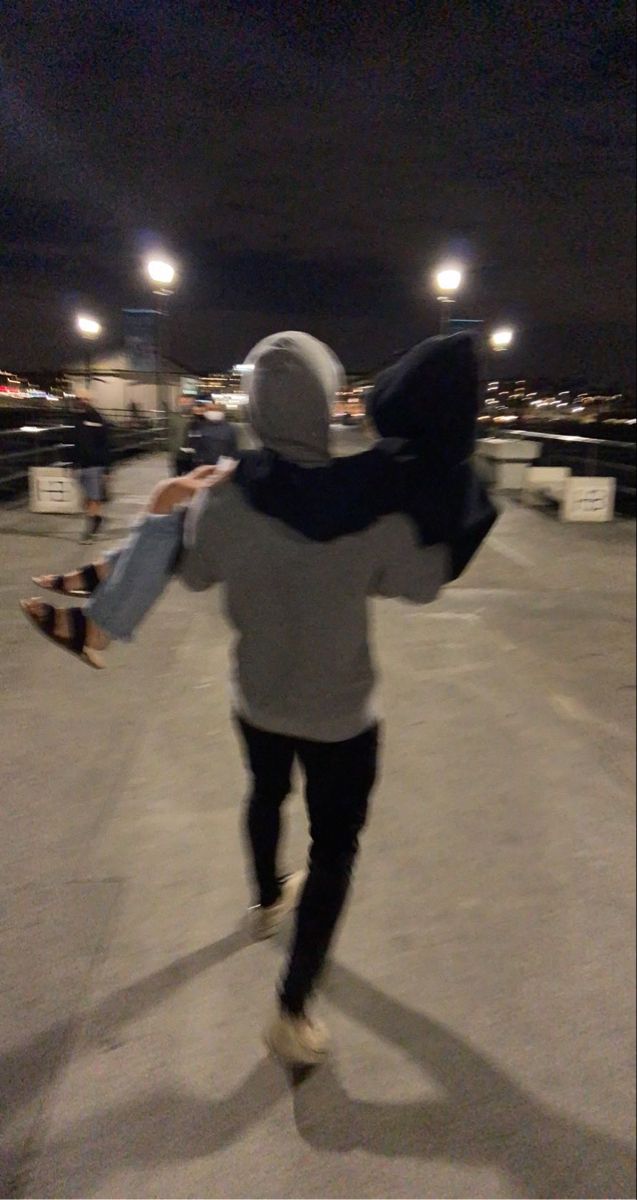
[76,315,101,338]
[489,327,515,351]
[233,363,255,374]
[146,258,176,287]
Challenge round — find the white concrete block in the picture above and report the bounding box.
[476,438,542,462]
[522,467,572,506]
[560,476,616,522]
[29,467,83,514]
[476,439,542,490]
[524,466,572,490]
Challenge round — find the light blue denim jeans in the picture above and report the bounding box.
[86,511,184,642]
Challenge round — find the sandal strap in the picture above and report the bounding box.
[67,607,87,655]
[51,575,66,594]
[80,563,101,594]
[40,603,56,635]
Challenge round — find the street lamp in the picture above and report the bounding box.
[144,256,177,421]
[146,257,176,293]
[76,315,101,338]
[434,265,463,333]
[485,328,516,418]
[75,314,102,389]
[489,326,515,352]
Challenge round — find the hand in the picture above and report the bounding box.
[178,463,236,493]
[147,462,236,514]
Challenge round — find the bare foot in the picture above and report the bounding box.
[32,561,110,596]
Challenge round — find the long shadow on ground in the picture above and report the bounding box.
[1,931,634,1198]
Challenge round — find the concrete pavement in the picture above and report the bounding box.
[1,450,635,1198]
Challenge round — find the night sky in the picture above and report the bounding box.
[1,0,635,383]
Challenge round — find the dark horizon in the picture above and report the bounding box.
[1,1,635,384]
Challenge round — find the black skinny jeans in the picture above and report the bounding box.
[237,719,379,1016]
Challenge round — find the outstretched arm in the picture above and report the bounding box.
[84,465,235,640]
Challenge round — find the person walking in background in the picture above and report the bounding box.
[179,395,239,471]
[70,395,111,544]
[127,398,142,427]
[168,393,194,475]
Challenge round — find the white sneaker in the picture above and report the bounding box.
[248,870,305,941]
[265,1010,330,1067]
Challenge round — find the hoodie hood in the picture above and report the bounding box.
[366,333,479,466]
[245,331,344,464]
[235,327,496,577]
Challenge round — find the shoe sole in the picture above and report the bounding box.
[264,1030,328,1068]
[249,871,305,941]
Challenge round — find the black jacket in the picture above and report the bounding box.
[71,406,111,469]
[234,333,497,581]
[184,415,239,467]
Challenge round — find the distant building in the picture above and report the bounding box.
[64,351,199,418]
[197,368,251,415]
[64,308,201,417]
[199,371,236,392]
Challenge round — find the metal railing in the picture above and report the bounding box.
[480,427,636,513]
[0,407,168,497]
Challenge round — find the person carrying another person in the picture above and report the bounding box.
[22,331,496,1065]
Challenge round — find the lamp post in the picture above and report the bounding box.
[487,327,515,379]
[75,314,102,390]
[489,326,515,353]
[145,257,177,420]
[434,266,463,334]
[485,327,516,414]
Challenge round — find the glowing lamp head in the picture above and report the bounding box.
[76,315,101,338]
[146,258,176,287]
[490,327,514,351]
[435,267,463,294]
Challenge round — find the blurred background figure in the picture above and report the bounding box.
[176,394,238,474]
[127,398,142,428]
[169,393,194,474]
[70,394,112,544]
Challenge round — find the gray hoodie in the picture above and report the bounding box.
[180,331,448,741]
